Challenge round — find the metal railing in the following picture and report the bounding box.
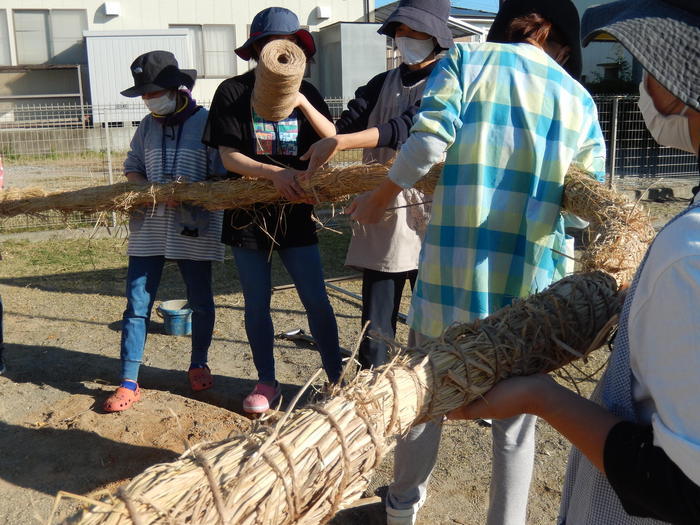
[592,95,697,184]
[0,96,696,231]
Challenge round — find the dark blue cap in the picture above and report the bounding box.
[235,7,316,61]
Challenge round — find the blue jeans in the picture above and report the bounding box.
[233,245,342,383]
[121,256,215,380]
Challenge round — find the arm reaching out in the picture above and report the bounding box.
[447,374,620,473]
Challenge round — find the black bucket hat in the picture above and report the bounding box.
[487,0,582,80]
[235,7,316,61]
[121,51,196,98]
[582,0,700,111]
[378,0,454,51]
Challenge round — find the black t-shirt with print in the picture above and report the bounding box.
[202,70,332,250]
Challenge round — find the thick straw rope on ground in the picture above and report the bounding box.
[5,163,650,523]
[0,163,653,282]
[70,271,621,525]
[252,39,306,122]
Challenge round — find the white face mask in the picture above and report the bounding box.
[395,36,435,66]
[638,75,695,153]
[144,92,177,115]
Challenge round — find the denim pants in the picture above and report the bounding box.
[121,256,215,380]
[232,245,342,383]
[359,268,417,369]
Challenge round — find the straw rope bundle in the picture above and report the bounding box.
[0,162,398,217]
[252,39,307,122]
[72,271,621,525]
[0,164,655,285]
[563,166,655,284]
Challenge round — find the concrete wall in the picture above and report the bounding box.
[0,124,135,156]
[317,22,385,99]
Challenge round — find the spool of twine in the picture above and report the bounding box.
[252,39,306,122]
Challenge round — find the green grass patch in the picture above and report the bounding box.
[0,222,354,298]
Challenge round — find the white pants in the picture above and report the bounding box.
[387,330,537,525]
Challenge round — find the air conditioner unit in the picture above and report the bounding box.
[104,2,121,16]
[315,6,331,20]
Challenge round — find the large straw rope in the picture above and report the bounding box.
[252,39,307,122]
[56,163,650,523]
[0,164,653,283]
[70,271,621,525]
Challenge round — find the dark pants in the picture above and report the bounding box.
[359,268,417,369]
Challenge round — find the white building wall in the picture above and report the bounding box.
[0,0,373,101]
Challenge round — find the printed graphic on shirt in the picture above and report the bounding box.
[253,110,299,156]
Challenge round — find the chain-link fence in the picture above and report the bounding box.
[593,95,697,184]
[0,95,696,232]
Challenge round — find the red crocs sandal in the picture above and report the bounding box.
[188,366,214,392]
[103,384,141,412]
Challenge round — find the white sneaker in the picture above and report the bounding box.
[386,495,426,525]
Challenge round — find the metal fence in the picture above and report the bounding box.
[593,95,697,183]
[0,95,696,232]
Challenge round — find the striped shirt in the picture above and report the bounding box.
[395,43,606,337]
[124,108,225,262]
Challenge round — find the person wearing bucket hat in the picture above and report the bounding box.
[300,3,452,513]
[234,6,316,61]
[300,0,451,386]
[103,50,227,413]
[203,7,342,415]
[448,3,700,524]
[345,1,606,523]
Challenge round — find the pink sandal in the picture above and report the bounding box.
[103,384,141,412]
[243,382,281,414]
[188,366,214,392]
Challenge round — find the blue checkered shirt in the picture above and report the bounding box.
[399,43,606,336]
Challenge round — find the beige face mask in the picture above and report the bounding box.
[638,74,695,153]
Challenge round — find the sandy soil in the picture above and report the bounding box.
[0,196,689,525]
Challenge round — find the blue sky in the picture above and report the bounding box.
[374,0,499,12]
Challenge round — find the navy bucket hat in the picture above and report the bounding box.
[121,50,196,98]
[582,0,700,111]
[487,0,583,80]
[378,0,454,50]
[235,7,316,61]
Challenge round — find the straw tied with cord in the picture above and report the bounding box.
[66,270,622,525]
[10,158,651,523]
[0,163,653,283]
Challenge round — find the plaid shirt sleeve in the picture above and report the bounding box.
[410,45,465,148]
[573,96,607,182]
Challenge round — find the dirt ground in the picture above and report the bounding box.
[0,196,691,525]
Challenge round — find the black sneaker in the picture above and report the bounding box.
[0,345,5,375]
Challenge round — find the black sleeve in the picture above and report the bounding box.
[604,421,700,525]
[375,103,420,150]
[335,71,388,134]
[202,77,249,152]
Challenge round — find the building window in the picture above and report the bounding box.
[171,24,236,78]
[13,9,87,65]
[0,10,11,65]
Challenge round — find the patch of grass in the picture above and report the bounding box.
[0,224,354,297]
[0,238,127,278]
